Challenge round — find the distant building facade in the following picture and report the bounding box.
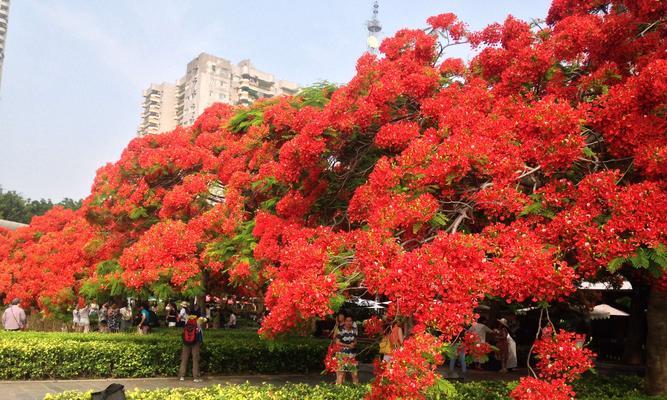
[138,53,298,135]
[0,0,10,91]
[138,82,179,136]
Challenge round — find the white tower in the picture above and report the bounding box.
[0,0,10,92]
[366,1,382,54]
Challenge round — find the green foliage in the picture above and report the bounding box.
[519,195,555,219]
[293,82,337,110]
[608,245,667,277]
[42,375,667,400]
[45,383,370,400]
[0,186,81,224]
[205,221,258,280]
[0,330,328,380]
[227,107,265,134]
[573,375,667,400]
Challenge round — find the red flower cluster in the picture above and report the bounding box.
[533,327,595,382]
[512,326,594,400]
[461,331,493,360]
[511,377,575,400]
[369,333,444,400]
[363,315,385,338]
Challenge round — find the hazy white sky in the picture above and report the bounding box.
[0,1,550,201]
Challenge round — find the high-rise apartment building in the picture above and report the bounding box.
[138,53,299,135]
[0,0,10,91]
[137,82,179,136]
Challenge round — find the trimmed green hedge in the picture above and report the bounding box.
[42,377,667,400]
[0,330,329,379]
[44,384,368,400]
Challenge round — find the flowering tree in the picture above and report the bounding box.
[1,0,667,397]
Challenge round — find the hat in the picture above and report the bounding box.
[497,318,509,329]
[180,301,190,308]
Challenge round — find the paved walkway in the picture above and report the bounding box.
[0,367,526,400]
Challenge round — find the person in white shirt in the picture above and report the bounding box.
[119,304,133,332]
[469,317,494,369]
[226,312,237,329]
[72,307,80,332]
[2,298,27,331]
[178,302,189,327]
[78,305,91,333]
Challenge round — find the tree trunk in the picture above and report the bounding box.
[646,284,667,395]
[623,281,648,365]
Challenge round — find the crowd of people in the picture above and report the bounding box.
[328,312,519,385]
[447,316,518,379]
[69,300,239,334]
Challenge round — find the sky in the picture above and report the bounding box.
[0,0,551,202]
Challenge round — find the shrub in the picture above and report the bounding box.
[44,383,370,400]
[42,378,667,400]
[0,330,329,379]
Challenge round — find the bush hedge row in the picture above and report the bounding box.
[43,377,667,400]
[0,330,329,379]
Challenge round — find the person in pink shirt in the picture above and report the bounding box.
[2,298,27,331]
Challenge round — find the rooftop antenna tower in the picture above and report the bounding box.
[366,1,382,54]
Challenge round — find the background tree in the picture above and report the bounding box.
[0,186,81,224]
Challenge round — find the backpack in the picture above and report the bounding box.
[379,335,392,355]
[182,319,199,345]
[92,383,126,400]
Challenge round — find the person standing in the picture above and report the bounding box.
[179,316,203,382]
[78,304,91,333]
[98,303,109,333]
[166,303,178,327]
[177,302,189,328]
[225,312,237,329]
[107,304,121,333]
[449,329,467,379]
[119,303,133,332]
[335,315,359,385]
[497,318,517,372]
[204,304,212,329]
[469,317,493,369]
[381,320,404,362]
[71,306,80,332]
[2,298,27,331]
[138,302,152,335]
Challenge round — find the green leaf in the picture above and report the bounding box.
[430,212,449,228]
[582,147,596,158]
[629,252,650,269]
[328,294,346,312]
[520,202,542,216]
[607,257,626,273]
[128,207,148,220]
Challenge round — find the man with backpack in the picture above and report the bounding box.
[179,315,203,382]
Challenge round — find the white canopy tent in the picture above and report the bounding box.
[579,280,633,290]
[589,303,630,320]
[0,219,27,231]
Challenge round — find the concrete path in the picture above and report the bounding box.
[0,367,526,400]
